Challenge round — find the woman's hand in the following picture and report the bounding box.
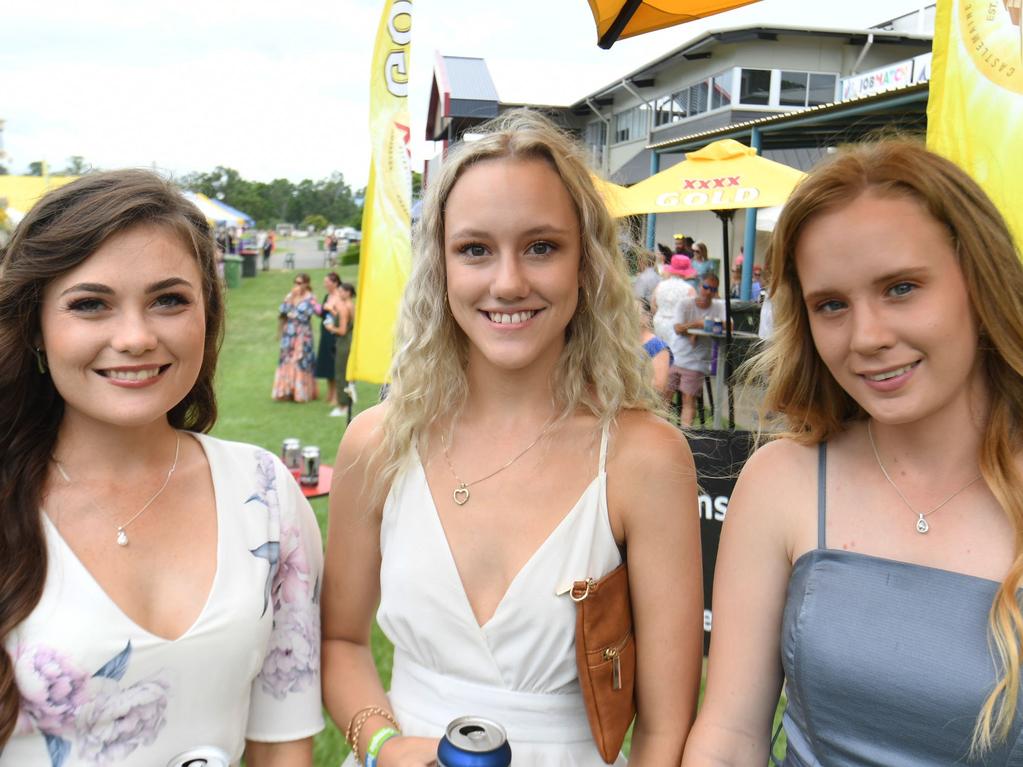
[377,735,440,767]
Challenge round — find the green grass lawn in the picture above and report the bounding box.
[212,267,785,765]
[210,265,385,765]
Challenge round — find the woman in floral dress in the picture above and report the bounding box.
[273,273,320,402]
[0,171,323,766]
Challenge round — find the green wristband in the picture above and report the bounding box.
[365,726,400,767]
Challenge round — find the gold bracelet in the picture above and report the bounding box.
[345,705,400,765]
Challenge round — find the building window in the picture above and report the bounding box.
[688,81,709,116]
[780,71,837,107]
[613,105,649,144]
[654,95,676,126]
[808,73,837,106]
[739,68,771,105]
[711,71,733,110]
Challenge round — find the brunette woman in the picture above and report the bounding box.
[0,171,323,765]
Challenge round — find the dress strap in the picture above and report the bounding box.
[598,422,610,475]
[817,442,827,550]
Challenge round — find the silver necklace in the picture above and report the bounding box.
[441,420,554,506]
[55,433,181,546]
[866,420,982,534]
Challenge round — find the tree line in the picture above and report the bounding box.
[180,166,364,230]
[11,156,365,231]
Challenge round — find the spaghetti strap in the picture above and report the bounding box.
[817,442,827,550]
[598,423,609,475]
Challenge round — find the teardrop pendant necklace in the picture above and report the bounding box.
[441,420,555,506]
[866,420,982,534]
[55,433,181,546]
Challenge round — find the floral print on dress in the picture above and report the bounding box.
[272,296,318,402]
[246,449,320,699]
[15,642,169,767]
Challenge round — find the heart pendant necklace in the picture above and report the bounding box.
[442,420,555,506]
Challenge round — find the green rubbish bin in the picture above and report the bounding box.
[222,254,243,288]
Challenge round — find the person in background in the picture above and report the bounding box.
[0,170,322,765]
[261,230,273,271]
[328,282,355,419]
[729,255,744,299]
[273,273,320,402]
[674,234,694,256]
[321,108,702,766]
[632,247,661,306]
[315,272,344,407]
[751,264,764,298]
[671,273,726,427]
[327,233,340,267]
[639,299,671,400]
[651,253,697,344]
[684,140,1023,765]
[692,242,714,279]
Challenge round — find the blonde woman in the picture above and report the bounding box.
[322,110,702,766]
[683,141,1023,765]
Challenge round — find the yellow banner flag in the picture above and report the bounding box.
[349,0,413,383]
[927,0,1023,247]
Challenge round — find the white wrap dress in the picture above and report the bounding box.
[365,426,627,765]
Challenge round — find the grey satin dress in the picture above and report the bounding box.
[779,443,1023,766]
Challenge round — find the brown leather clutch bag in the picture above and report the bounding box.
[571,562,635,763]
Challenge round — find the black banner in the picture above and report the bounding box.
[689,430,754,655]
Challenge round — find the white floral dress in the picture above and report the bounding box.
[2,434,324,767]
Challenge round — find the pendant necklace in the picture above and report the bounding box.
[55,433,181,547]
[442,420,555,506]
[866,420,982,534]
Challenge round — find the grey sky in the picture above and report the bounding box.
[3,0,929,189]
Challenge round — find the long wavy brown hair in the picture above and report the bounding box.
[747,139,1023,753]
[0,169,224,744]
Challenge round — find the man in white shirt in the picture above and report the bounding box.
[671,274,726,427]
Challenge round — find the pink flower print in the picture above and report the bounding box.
[75,676,170,762]
[258,603,320,700]
[15,644,90,735]
[273,524,312,609]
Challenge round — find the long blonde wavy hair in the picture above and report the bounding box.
[370,108,659,504]
[746,139,1023,753]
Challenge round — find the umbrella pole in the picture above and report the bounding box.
[715,209,735,343]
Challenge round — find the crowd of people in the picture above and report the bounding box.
[272,272,356,413]
[1,108,1022,767]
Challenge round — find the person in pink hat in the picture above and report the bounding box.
[651,254,697,344]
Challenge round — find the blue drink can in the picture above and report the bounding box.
[437,716,512,767]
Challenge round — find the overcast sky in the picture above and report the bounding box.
[2,0,929,189]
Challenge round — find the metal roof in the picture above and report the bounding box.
[571,24,932,106]
[442,56,499,104]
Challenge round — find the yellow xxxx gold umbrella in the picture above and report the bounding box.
[591,174,631,217]
[616,139,805,216]
[587,0,761,48]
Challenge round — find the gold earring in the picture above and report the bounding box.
[35,347,48,374]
